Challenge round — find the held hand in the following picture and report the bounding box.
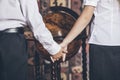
[60,42,68,53]
[50,53,66,63]
[50,49,67,62]
[50,42,68,63]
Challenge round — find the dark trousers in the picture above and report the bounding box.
[0,33,28,80]
[89,44,120,80]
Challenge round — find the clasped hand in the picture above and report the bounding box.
[50,43,68,63]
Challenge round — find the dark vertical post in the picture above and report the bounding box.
[51,61,61,80]
[82,37,87,80]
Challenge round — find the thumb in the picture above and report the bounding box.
[62,53,66,62]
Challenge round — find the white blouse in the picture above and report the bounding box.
[0,0,61,55]
[84,0,120,46]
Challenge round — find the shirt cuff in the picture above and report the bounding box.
[48,42,61,55]
[84,1,97,7]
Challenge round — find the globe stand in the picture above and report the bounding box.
[50,61,61,80]
[82,37,87,80]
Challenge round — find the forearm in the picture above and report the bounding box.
[63,5,95,45]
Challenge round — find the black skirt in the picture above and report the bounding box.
[89,44,120,80]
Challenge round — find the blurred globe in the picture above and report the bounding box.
[36,7,82,61]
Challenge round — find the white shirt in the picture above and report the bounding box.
[0,0,61,55]
[84,0,120,46]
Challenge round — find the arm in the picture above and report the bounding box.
[61,5,95,46]
[50,5,95,61]
[20,0,65,59]
[20,0,61,55]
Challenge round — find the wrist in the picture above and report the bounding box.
[62,39,70,46]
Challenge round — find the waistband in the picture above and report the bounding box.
[0,27,24,34]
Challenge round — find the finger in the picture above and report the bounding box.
[62,47,68,53]
[56,58,59,61]
[50,56,54,63]
[64,50,68,53]
[62,54,66,61]
[62,50,68,54]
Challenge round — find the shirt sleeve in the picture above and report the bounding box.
[19,0,61,55]
[83,0,100,6]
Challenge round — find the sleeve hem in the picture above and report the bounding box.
[84,1,97,7]
[48,42,61,55]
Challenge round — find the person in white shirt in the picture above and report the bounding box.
[0,0,66,80]
[60,0,120,80]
